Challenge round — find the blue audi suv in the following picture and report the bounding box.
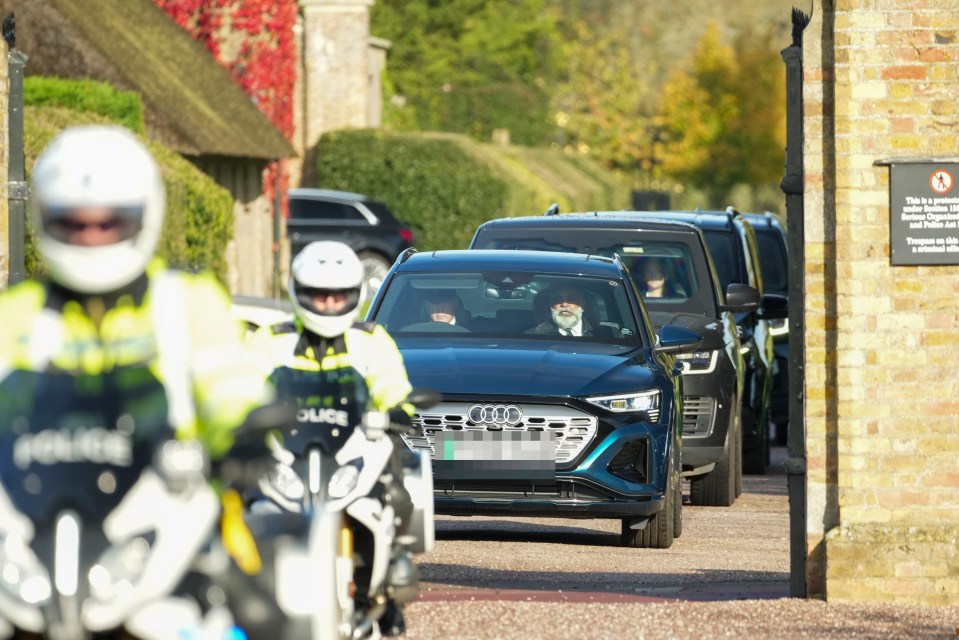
[366,249,701,548]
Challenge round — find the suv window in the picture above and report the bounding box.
[374,271,644,342]
[752,228,788,296]
[472,228,718,317]
[288,199,365,222]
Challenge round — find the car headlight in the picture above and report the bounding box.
[1,534,52,605]
[769,318,788,337]
[328,460,363,500]
[88,534,154,602]
[268,463,305,501]
[585,390,660,422]
[675,349,719,374]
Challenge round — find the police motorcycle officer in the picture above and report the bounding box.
[0,125,275,639]
[248,241,433,638]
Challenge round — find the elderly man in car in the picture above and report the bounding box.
[527,286,595,336]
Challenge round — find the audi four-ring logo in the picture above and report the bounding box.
[467,404,523,426]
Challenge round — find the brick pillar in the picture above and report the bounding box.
[299,0,374,185]
[804,0,959,606]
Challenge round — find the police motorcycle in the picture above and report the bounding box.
[226,369,437,640]
[0,366,237,640]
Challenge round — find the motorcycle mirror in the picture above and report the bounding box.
[407,388,441,410]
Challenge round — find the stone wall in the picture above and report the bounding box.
[804,0,959,606]
[300,0,374,162]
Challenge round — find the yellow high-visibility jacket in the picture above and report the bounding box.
[0,259,273,458]
[249,320,413,417]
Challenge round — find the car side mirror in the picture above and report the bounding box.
[758,293,789,320]
[654,324,703,355]
[720,283,760,313]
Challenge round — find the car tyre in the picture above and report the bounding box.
[734,410,744,498]
[689,405,736,507]
[622,445,677,549]
[358,251,391,301]
[672,470,683,538]
[742,407,768,475]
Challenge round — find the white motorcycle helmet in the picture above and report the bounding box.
[288,241,368,338]
[31,125,165,294]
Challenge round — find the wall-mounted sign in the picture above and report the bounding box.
[888,162,959,265]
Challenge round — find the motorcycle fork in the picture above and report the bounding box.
[337,519,355,604]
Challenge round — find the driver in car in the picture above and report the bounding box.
[423,290,468,327]
[527,286,596,336]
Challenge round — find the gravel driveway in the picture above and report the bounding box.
[403,447,959,639]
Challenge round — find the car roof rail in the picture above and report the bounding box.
[398,247,418,264]
[544,202,560,216]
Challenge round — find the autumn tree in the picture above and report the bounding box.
[550,3,659,177]
[655,22,786,206]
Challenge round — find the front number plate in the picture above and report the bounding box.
[433,431,555,480]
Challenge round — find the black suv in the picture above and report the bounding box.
[366,249,702,548]
[637,208,788,474]
[470,213,759,506]
[286,188,415,298]
[742,212,790,445]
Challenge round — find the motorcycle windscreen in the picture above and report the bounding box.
[267,365,369,456]
[0,366,172,526]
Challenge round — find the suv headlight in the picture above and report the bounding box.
[675,350,719,374]
[769,318,788,337]
[585,390,660,422]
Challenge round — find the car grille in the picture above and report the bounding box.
[404,402,598,464]
[681,396,715,437]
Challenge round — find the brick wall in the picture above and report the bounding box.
[804,0,959,605]
[0,40,8,289]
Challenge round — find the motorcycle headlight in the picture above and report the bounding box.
[268,464,305,501]
[0,534,52,605]
[675,350,719,374]
[88,534,154,602]
[584,390,660,422]
[328,461,362,500]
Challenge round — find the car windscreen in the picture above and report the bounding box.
[753,229,788,296]
[371,270,646,345]
[471,229,717,316]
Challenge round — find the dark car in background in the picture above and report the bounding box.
[637,208,788,474]
[286,188,415,299]
[470,213,760,506]
[742,212,790,445]
[366,249,702,548]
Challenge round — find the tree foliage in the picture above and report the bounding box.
[655,22,787,205]
[371,0,564,146]
[550,4,659,173]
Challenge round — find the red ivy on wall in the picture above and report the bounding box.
[153,0,297,213]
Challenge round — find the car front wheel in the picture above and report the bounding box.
[358,251,391,300]
[621,444,678,549]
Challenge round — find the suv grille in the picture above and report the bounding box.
[403,403,598,464]
[681,396,715,436]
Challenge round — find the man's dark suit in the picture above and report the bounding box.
[526,318,595,336]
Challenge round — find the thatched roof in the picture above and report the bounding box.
[5,0,293,160]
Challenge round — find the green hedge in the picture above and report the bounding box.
[23,104,233,282]
[314,130,508,251]
[313,129,631,252]
[24,77,146,135]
